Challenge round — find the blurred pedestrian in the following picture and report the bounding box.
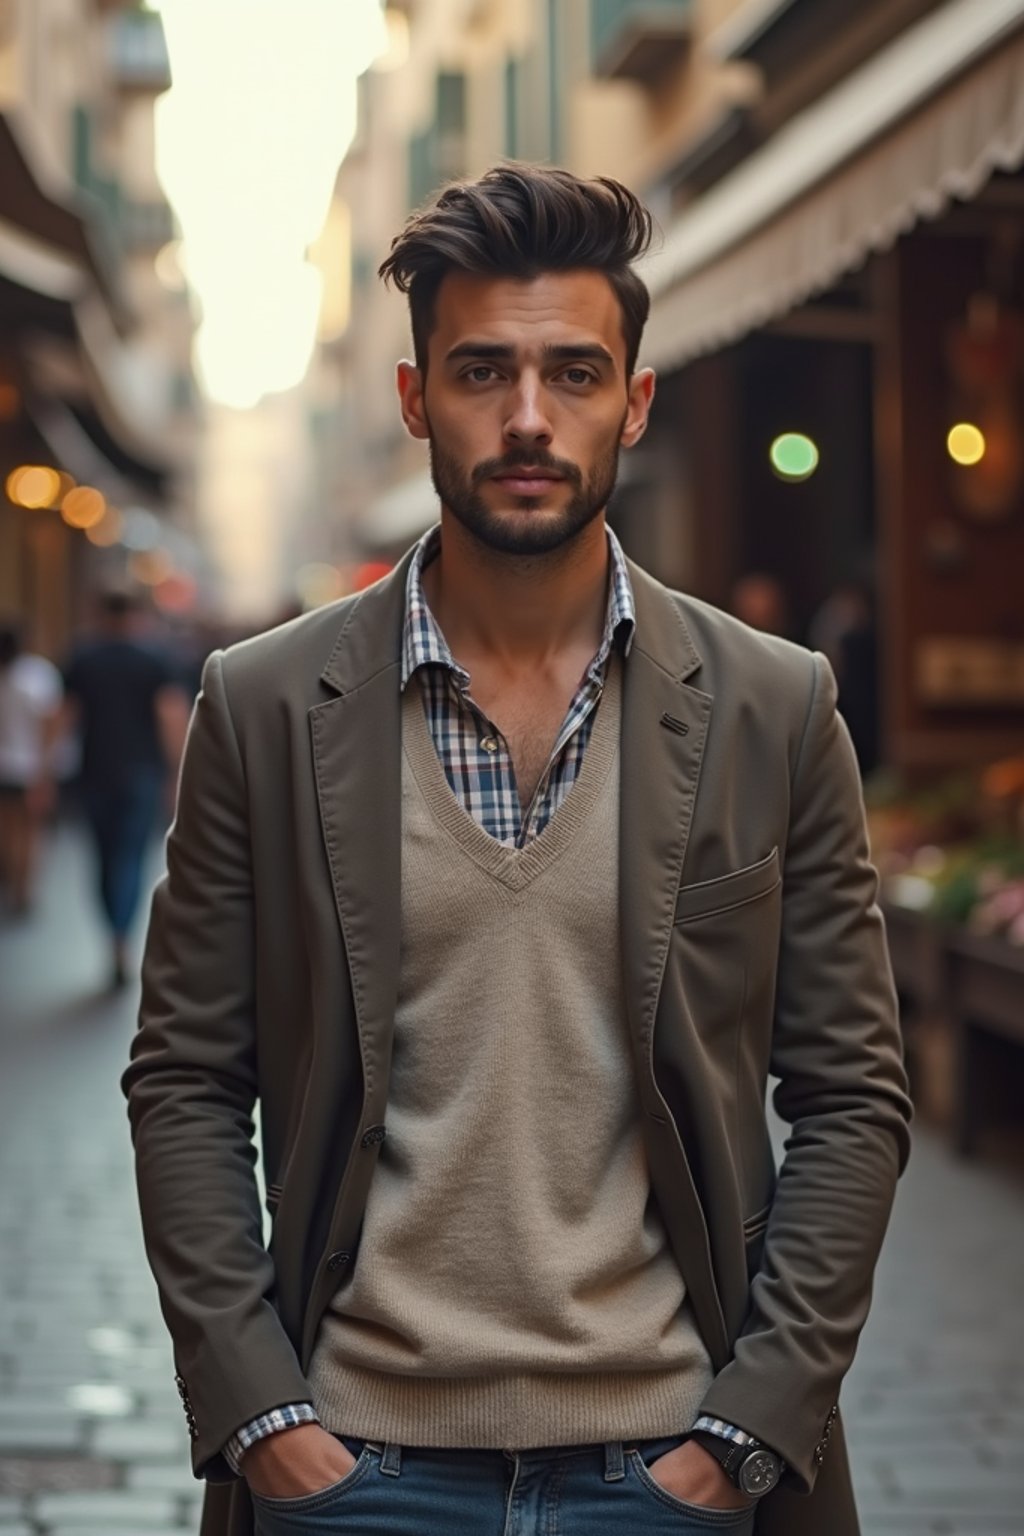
[124,165,910,1536]
[60,591,190,987]
[809,581,880,775]
[729,572,790,636]
[0,624,63,915]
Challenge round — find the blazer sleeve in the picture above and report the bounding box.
[697,650,912,1492]
[122,650,313,1481]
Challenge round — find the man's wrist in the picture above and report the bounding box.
[224,1403,320,1476]
[689,1418,785,1498]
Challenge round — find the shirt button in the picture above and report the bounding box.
[480,736,499,753]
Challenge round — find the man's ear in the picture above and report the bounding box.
[397,360,429,441]
[621,367,656,448]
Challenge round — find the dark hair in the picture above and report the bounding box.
[99,589,140,620]
[379,163,654,375]
[0,624,22,669]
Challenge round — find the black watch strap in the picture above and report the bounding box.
[690,1430,785,1497]
[690,1430,747,1477]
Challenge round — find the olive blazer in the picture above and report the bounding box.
[124,546,912,1536]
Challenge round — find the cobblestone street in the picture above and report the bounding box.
[0,825,1022,1535]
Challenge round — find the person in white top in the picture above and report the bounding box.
[0,624,63,914]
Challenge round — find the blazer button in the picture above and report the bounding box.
[327,1250,351,1272]
[360,1125,387,1148]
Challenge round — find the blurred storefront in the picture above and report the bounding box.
[0,0,202,660]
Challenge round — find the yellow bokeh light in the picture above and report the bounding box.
[947,423,985,466]
[7,465,62,509]
[62,486,107,529]
[85,507,124,547]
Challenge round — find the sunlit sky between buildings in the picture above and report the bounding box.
[150,0,388,409]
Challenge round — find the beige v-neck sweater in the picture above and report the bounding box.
[308,658,713,1446]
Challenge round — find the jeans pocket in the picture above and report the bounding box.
[251,1444,375,1514]
[628,1449,756,1528]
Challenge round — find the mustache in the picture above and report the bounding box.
[472,449,583,489]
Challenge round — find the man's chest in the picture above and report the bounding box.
[471,679,579,809]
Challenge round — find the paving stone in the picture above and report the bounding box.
[0,1420,82,1454]
[89,1421,186,1461]
[47,1528,186,1536]
[125,1461,199,1493]
[34,1491,177,1527]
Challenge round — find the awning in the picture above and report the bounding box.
[642,0,1024,370]
[0,113,129,334]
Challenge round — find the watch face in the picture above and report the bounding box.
[738,1448,782,1496]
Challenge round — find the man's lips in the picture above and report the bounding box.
[489,469,565,493]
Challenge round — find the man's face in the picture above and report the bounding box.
[397,269,654,557]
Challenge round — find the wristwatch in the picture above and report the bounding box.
[690,1430,784,1498]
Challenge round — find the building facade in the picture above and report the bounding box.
[0,0,200,659]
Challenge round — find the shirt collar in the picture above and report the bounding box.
[400,522,636,691]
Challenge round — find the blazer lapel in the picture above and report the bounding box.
[309,552,416,1114]
[620,561,730,1366]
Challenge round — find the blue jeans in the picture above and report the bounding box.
[81,772,162,938]
[251,1435,758,1535]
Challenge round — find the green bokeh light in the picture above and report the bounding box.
[770,432,820,482]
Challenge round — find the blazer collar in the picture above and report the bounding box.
[319,544,419,697]
[319,542,703,698]
[625,556,703,685]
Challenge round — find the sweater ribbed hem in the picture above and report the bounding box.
[313,1362,714,1449]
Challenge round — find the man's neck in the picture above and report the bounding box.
[421,513,610,675]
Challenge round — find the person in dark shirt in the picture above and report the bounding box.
[60,590,190,986]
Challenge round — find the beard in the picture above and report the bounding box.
[427,420,625,558]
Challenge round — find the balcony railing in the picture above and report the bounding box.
[590,0,693,82]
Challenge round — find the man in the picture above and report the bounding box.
[0,624,63,914]
[124,165,911,1536]
[63,590,190,986]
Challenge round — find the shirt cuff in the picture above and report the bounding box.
[223,1402,320,1476]
[691,1415,786,1468]
[690,1415,757,1447]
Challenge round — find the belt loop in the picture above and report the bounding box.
[379,1440,402,1477]
[603,1441,626,1482]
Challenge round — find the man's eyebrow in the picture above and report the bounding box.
[542,343,615,366]
[444,342,515,363]
[443,341,615,365]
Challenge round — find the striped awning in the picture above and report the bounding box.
[642,0,1024,368]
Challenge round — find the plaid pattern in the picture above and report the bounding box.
[402,522,635,848]
[224,1401,319,1474]
[691,1415,757,1447]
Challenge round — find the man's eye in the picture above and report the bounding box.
[562,368,594,385]
[466,366,497,383]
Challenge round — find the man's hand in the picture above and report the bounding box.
[241,1423,357,1499]
[647,1438,754,1511]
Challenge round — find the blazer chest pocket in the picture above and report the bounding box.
[674,847,781,924]
[667,848,782,1049]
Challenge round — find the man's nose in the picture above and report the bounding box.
[503,377,553,447]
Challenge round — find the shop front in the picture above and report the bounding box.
[639,0,1024,1154]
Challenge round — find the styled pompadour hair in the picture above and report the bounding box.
[378,162,654,374]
